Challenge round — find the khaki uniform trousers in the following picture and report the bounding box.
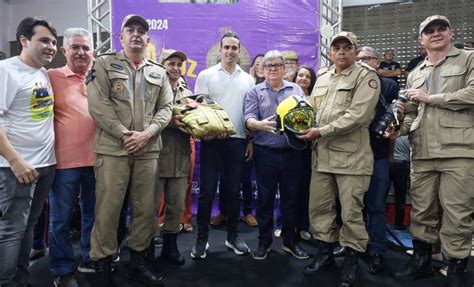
[309,171,370,252]
[410,158,474,259]
[155,177,188,234]
[90,154,157,260]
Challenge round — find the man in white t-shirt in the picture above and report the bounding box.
[191,31,255,260]
[0,17,57,286]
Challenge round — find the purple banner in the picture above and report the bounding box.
[111,0,320,89]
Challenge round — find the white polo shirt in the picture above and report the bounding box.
[194,63,254,139]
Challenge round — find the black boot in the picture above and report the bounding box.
[144,240,156,264]
[392,239,433,280]
[447,258,468,287]
[340,247,359,287]
[127,249,165,287]
[303,240,336,276]
[94,257,114,287]
[161,233,185,266]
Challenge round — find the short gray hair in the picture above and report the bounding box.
[262,50,285,65]
[359,46,379,59]
[62,28,93,49]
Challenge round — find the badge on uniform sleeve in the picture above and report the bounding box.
[114,82,123,92]
[368,79,378,89]
[149,72,161,79]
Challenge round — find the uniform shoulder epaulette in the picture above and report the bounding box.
[147,58,165,68]
[358,62,377,72]
[316,67,329,77]
[96,51,117,58]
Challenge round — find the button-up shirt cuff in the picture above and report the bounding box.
[428,93,444,107]
[319,125,333,138]
[145,123,160,137]
[112,124,129,139]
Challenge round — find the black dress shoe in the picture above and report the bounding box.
[282,242,309,260]
[368,253,385,274]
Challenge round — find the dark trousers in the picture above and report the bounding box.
[389,161,409,227]
[254,145,302,246]
[296,145,311,232]
[197,138,246,238]
[32,202,47,250]
[218,159,255,216]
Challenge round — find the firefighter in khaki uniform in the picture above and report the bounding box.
[154,49,192,266]
[299,32,380,287]
[391,15,474,287]
[87,14,172,287]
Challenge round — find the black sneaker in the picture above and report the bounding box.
[190,237,209,259]
[225,234,250,256]
[282,242,310,260]
[77,261,96,273]
[252,242,272,260]
[54,273,78,287]
[154,236,163,247]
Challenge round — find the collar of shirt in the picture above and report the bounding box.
[420,46,460,68]
[216,63,243,76]
[329,62,357,76]
[117,50,149,69]
[59,65,87,79]
[260,79,293,92]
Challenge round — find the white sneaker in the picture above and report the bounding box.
[273,229,282,238]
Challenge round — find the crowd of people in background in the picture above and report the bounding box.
[0,12,472,287]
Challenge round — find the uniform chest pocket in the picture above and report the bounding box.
[441,67,466,91]
[145,74,162,103]
[409,77,426,89]
[108,71,129,100]
[310,87,328,110]
[335,88,353,106]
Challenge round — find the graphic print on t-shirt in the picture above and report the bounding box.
[30,82,54,121]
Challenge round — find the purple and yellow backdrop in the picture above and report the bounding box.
[111,0,320,193]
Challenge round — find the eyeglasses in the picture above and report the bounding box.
[355,56,378,62]
[263,63,284,71]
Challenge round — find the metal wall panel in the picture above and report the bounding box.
[342,0,474,86]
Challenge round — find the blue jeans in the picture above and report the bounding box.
[197,138,246,238]
[254,145,302,245]
[364,159,391,255]
[0,166,55,285]
[48,167,95,277]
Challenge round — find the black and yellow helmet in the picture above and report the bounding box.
[275,95,315,150]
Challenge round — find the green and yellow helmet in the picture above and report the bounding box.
[275,95,315,150]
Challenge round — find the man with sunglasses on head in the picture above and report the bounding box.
[299,32,380,287]
[191,31,254,260]
[389,15,474,287]
[87,14,173,287]
[355,47,399,275]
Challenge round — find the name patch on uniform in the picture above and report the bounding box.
[368,79,378,89]
[149,72,161,79]
[110,63,124,70]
